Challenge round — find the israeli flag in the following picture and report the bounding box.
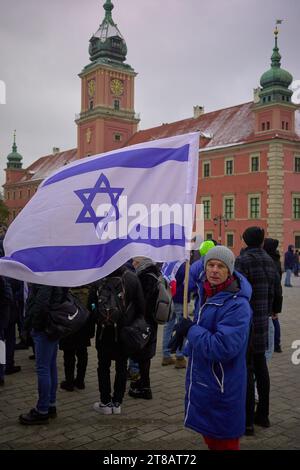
[0,133,199,286]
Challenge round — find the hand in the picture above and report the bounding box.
[168,318,193,353]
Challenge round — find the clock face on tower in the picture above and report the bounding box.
[88,79,96,98]
[110,78,124,97]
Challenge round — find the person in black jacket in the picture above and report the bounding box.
[19,284,68,425]
[59,285,94,391]
[91,266,145,415]
[235,227,282,435]
[128,257,160,400]
[263,238,283,353]
[0,276,13,386]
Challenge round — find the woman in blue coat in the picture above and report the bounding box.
[171,246,252,450]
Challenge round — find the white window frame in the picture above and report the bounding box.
[248,193,261,219]
[226,232,235,248]
[205,231,214,241]
[294,155,300,173]
[223,195,235,220]
[202,160,211,178]
[201,196,211,220]
[292,193,300,219]
[294,232,300,249]
[224,158,234,176]
[250,153,260,172]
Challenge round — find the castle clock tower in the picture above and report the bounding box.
[76,0,140,159]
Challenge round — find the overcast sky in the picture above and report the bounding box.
[0,0,299,187]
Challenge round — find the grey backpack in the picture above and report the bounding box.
[147,273,174,324]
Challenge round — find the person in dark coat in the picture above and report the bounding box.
[19,284,69,425]
[59,285,93,391]
[284,245,295,287]
[294,249,299,277]
[263,238,283,353]
[235,227,282,435]
[128,257,160,400]
[91,266,145,414]
[0,276,13,386]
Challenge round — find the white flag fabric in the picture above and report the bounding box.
[0,132,199,286]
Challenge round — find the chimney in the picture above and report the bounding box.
[193,105,205,119]
[52,147,60,155]
[253,88,261,104]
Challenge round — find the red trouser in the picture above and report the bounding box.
[203,436,240,451]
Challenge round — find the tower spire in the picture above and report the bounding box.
[6,129,23,169]
[103,0,114,23]
[271,25,281,68]
[12,129,17,153]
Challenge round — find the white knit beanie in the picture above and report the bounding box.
[204,246,235,275]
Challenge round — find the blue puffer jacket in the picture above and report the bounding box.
[184,270,252,439]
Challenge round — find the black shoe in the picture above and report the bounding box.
[128,386,152,400]
[0,378,4,386]
[245,425,255,436]
[274,346,282,353]
[254,415,270,428]
[29,354,36,360]
[19,408,49,425]
[60,380,74,391]
[5,365,21,375]
[48,406,57,418]
[15,341,29,350]
[74,378,85,390]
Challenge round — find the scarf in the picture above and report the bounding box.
[203,275,235,300]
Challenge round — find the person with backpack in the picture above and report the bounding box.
[59,285,94,391]
[19,283,69,425]
[128,257,162,400]
[91,265,145,414]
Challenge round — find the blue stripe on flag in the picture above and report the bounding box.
[42,145,190,187]
[5,225,185,272]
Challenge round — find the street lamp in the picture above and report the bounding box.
[213,215,229,244]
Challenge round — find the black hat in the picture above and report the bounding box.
[243,226,265,247]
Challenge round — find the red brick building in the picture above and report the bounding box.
[3,1,300,255]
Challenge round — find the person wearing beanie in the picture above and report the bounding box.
[188,239,218,318]
[169,245,252,450]
[235,227,282,435]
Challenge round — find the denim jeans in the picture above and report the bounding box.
[285,269,292,286]
[265,317,274,362]
[31,330,58,414]
[162,302,184,359]
[128,358,139,374]
[272,318,281,349]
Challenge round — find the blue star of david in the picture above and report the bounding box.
[74,173,124,228]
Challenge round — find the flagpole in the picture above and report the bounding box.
[183,258,190,319]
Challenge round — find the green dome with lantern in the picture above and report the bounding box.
[89,0,127,64]
[7,131,23,169]
[258,26,293,104]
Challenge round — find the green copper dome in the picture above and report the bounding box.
[7,131,23,169]
[260,28,293,89]
[89,0,127,63]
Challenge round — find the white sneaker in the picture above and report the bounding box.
[93,401,113,415]
[112,402,121,414]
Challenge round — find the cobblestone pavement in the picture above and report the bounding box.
[0,276,300,450]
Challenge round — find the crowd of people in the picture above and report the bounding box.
[0,225,297,450]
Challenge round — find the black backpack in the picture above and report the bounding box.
[95,276,125,340]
